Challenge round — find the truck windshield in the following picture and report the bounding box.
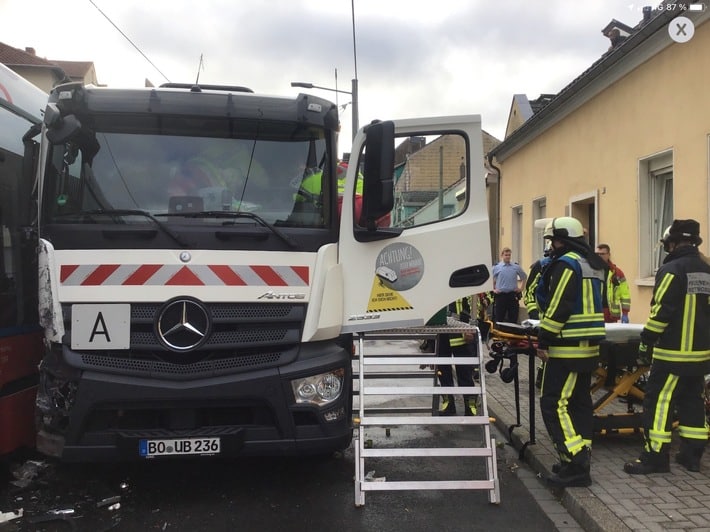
[42,125,330,228]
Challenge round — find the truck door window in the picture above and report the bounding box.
[354,132,470,229]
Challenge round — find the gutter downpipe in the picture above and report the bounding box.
[486,151,501,262]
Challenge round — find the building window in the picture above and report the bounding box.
[638,151,673,278]
[532,197,546,261]
[512,205,523,263]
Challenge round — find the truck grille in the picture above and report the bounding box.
[62,302,305,376]
[78,350,284,379]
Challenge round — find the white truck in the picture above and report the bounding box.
[28,80,493,460]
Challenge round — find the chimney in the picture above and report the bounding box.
[642,6,652,23]
[25,47,36,55]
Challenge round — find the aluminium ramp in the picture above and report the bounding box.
[353,319,500,507]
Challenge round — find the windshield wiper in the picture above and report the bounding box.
[179,211,299,248]
[69,209,188,248]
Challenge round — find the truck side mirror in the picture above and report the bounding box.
[44,103,82,145]
[360,120,395,230]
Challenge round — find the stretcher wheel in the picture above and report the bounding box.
[486,358,502,374]
[500,359,518,383]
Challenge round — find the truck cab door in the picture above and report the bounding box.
[339,115,493,333]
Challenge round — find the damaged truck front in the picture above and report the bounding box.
[31,82,492,461]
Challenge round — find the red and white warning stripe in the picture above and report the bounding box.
[60,264,309,287]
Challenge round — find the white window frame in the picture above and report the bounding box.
[638,150,673,283]
[511,204,523,264]
[569,191,598,248]
[531,197,546,261]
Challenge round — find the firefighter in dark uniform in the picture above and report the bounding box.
[524,220,554,319]
[535,217,607,488]
[624,219,710,475]
[437,296,479,416]
[524,220,553,388]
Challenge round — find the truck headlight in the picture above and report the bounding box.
[291,368,345,406]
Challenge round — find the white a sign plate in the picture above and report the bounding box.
[71,304,131,350]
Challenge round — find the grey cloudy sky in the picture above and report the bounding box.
[3,0,644,151]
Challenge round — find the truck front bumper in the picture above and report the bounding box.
[36,342,353,461]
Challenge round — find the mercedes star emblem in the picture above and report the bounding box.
[156,298,210,351]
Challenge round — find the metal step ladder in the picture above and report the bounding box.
[353,318,500,507]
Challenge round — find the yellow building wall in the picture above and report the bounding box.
[11,66,56,94]
[497,19,710,323]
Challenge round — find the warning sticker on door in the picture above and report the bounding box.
[367,277,414,312]
[374,243,424,290]
[366,243,423,312]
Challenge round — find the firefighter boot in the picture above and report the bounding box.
[675,440,704,473]
[551,443,572,474]
[547,447,591,488]
[464,395,478,416]
[551,458,569,475]
[624,451,670,475]
[438,395,456,416]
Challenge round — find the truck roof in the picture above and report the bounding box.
[50,82,339,130]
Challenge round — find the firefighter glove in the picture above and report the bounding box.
[637,342,652,366]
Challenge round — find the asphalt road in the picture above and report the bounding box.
[0,338,580,531]
[0,421,572,532]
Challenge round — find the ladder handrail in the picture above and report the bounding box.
[354,320,500,507]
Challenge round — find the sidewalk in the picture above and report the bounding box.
[484,354,710,532]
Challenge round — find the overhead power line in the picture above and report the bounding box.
[88,0,171,83]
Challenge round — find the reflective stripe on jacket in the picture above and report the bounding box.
[605,261,631,318]
[524,257,550,314]
[641,245,710,368]
[449,297,473,347]
[537,251,606,358]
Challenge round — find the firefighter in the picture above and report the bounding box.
[624,219,710,475]
[524,221,553,388]
[535,217,607,488]
[296,161,389,225]
[475,292,493,342]
[523,257,547,320]
[437,296,479,416]
[595,243,631,323]
[296,162,362,203]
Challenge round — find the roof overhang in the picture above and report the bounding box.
[490,7,710,163]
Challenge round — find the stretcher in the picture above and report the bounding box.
[590,324,647,435]
[484,321,539,456]
[486,320,648,439]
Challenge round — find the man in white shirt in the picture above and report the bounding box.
[492,247,527,323]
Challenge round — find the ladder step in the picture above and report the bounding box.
[355,372,434,379]
[357,407,433,415]
[359,356,480,365]
[358,334,436,341]
[353,329,498,504]
[362,447,493,457]
[362,386,482,395]
[358,415,492,425]
[359,480,496,491]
